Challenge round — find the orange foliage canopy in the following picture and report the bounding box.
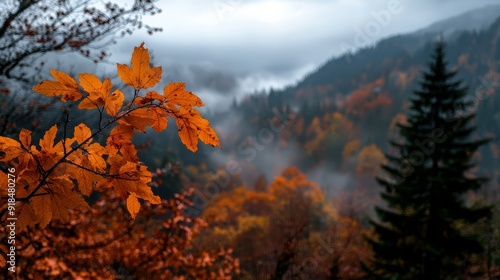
[0,188,238,279]
[0,43,220,235]
[343,77,393,118]
[199,167,370,279]
[356,144,385,177]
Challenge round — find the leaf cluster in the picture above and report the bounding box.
[0,43,220,235]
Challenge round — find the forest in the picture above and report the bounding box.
[1,1,500,279]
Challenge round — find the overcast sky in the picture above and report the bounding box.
[105,0,499,109]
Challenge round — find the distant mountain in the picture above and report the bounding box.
[295,7,500,94]
[415,4,500,36]
[399,4,500,53]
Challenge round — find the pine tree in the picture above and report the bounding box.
[365,40,492,279]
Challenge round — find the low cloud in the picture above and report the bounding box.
[105,0,499,110]
[166,64,238,95]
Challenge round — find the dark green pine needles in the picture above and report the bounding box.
[365,39,492,280]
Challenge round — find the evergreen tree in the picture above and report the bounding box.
[365,40,492,279]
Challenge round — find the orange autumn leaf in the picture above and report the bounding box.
[31,194,52,228]
[76,170,102,196]
[182,108,220,148]
[38,125,72,163]
[49,178,90,222]
[78,73,112,109]
[118,108,154,132]
[163,82,203,108]
[32,69,82,102]
[149,107,168,132]
[174,107,220,152]
[74,123,92,144]
[117,42,162,89]
[126,193,141,219]
[34,125,75,172]
[39,125,58,151]
[176,116,198,152]
[0,135,24,161]
[85,143,107,171]
[104,89,124,117]
[69,158,101,196]
[16,202,39,232]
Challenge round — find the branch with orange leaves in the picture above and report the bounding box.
[0,43,221,233]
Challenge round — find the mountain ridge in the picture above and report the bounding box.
[414,3,500,36]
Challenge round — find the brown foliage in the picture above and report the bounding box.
[0,188,239,279]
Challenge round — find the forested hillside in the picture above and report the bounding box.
[145,12,500,203]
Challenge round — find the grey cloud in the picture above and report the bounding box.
[164,64,238,95]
